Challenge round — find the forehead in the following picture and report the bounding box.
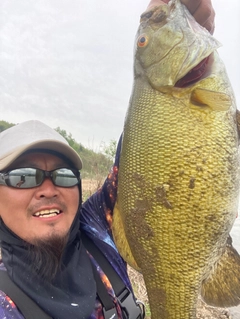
[8,152,69,170]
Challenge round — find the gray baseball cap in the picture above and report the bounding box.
[0,120,82,170]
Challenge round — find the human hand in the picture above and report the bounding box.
[147,0,215,34]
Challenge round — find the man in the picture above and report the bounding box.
[0,120,137,319]
[0,1,215,318]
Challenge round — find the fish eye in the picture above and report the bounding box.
[137,35,149,48]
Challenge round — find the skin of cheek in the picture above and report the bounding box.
[0,185,80,244]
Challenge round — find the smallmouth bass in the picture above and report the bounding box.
[112,1,240,318]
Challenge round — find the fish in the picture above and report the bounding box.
[112,0,240,318]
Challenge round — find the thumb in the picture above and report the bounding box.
[147,0,169,9]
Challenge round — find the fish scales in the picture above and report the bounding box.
[119,84,238,318]
[112,1,240,318]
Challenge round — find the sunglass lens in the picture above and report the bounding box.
[53,168,79,187]
[8,168,43,188]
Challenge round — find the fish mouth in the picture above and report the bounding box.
[175,55,211,88]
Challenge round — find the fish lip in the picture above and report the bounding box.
[140,3,170,24]
[32,206,62,217]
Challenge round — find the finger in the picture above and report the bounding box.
[202,9,215,34]
[191,2,215,33]
[146,0,215,34]
[147,0,169,9]
[181,0,202,15]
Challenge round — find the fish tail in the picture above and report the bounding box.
[201,236,240,307]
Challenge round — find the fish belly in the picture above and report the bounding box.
[115,82,239,319]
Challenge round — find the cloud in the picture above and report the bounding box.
[0,0,239,148]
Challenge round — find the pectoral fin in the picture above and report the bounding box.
[191,88,232,111]
[201,236,240,307]
[112,200,141,272]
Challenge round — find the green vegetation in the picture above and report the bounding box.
[102,139,117,162]
[0,121,116,180]
[55,127,116,179]
[0,120,15,132]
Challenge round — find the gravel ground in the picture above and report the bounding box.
[196,299,231,319]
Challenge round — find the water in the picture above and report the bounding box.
[229,215,240,318]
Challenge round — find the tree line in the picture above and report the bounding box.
[0,120,116,179]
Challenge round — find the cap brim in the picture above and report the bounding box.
[0,139,82,171]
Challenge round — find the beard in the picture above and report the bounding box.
[25,232,69,283]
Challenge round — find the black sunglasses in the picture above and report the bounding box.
[0,167,80,189]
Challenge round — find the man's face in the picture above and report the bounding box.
[0,152,80,244]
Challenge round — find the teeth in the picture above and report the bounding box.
[38,213,58,218]
[33,209,60,217]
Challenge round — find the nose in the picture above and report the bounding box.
[34,177,59,199]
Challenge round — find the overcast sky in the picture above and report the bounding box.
[0,0,239,149]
